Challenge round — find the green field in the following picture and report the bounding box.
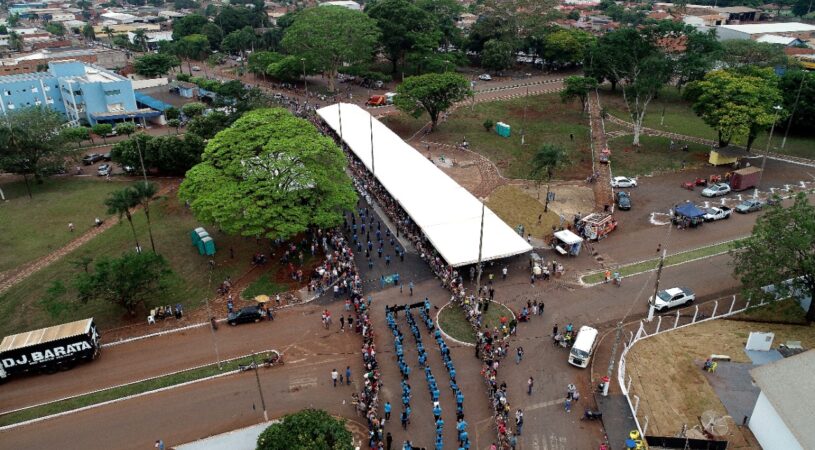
[438,301,514,344]
[606,135,711,176]
[600,87,815,159]
[0,188,262,337]
[0,178,120,272]
[382,92,593,180]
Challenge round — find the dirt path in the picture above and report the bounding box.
[0,180,179,296]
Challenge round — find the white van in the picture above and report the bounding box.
[568,326,599,368]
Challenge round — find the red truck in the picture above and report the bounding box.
[729,167,762,191]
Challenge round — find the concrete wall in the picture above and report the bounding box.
[749,391,803,450]
[716,26,750,40]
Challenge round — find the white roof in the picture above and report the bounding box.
[320,0,361,10]
[553,229,583,245]
[317,103,532,267]
[718,22,815,35]
[756,34,800,45]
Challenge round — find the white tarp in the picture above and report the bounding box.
[553,229,583,245]
[317,103,532,267]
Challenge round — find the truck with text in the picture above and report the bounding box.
[0,318,100,382]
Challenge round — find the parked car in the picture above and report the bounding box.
[735,199,763,214]
[122,165,136,175]
[703,206,732,221]
[227,306,263,326]
[616,191,631,210]
[649,287,695,311]
[610,176,637,188]
[366,95,386,107]
[191,66,201,71]
[97,164,111,176]
[478,73,492,81]
[102,152,112,161]
[82,153,103,165]
[701,183,731,197]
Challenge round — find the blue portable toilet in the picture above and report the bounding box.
[495,121,511,138]
[201,236,216,256]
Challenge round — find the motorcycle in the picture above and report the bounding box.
[581,409,603,421]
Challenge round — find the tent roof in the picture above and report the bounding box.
[674,202,706,218]
[554,229,584,245]
[317,103,531,267]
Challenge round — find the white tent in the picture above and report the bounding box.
[553,229,583,256]
[317,103,532,267]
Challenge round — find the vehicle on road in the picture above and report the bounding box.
[82,153,103,165]
[366,95,386,107]
[228,306,263,326]
[97,164,111,176]
[616,191,631,210]
[701,183,731,197]
[568,326,598,368]
[703,206,732,221]
[478,73,492,81]
[0,318,100,381]
[649,287,695,311]
[735,199,763,214]
[610,176,637,188]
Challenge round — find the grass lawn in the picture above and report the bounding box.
[485,185,562,239]
[626,318,815,441]
[382,92,593,180]
[606,135,712,177]
[0,190,264,337]
[581,239,742,284]
[600,86,815,159]
[0,178,121,273]
[438,301,514,344]
[733,298,809,324]
[0,354,258,426]
[241,277,293,301]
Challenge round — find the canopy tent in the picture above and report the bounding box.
[553,229,583,256]
[317,103,532,267]
[674,203,706,218]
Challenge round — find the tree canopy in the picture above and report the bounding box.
[256,409,353,450]
[779,70,815,135]
[481,39,515,71]
[111,133,204,175]
[394,72,471,130]
[178,109,357,239]
[366,0,440,73]
[560,76,598,112]
[133,53,180,77]
[282,6,380,91]
[733,193,815,322]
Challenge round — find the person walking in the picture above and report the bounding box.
[502,266,508,280]
[552,323,559,337]
[515,409,524,436]
[332,369,338,387]
[340,316,345,331]
[346,366,352,385]
[386,432,393,450]
[527,377,534,395]
[384,401,392,421]
[401,411,408,430]
[409,281,414,296]
[515,347,524,364]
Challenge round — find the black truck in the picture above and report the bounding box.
[0,318,101,382]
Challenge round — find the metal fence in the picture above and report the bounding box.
[616,294,777,437]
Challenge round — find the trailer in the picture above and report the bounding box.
[0,318,100,382]
[729,167,762,191]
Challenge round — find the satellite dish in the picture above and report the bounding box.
[700,410,729,437]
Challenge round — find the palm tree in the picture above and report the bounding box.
[132,182,158,253]
[8,31,23,52]
[133,29,148,52]
[530,144,568,212]
[105,188,141,252]
[102,26,114,42]
[82,24,95,41]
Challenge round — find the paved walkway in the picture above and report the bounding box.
[0,180,178,295]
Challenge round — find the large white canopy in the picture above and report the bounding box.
[317,103,532,267]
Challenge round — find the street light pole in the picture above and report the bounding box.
[781,75,806,151]
[522,87,528,145]
[647,249,667,322]
[205,261,222,368]
[251,352,269,422]
[756,105,782,195]
[301,58,307,100]
[475,202,485,304]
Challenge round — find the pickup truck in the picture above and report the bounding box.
[703,206,732,221]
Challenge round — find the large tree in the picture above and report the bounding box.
[282,6,380,92]
[133,53,180,77]
[0,107,72,197]
[719,39,790,69]
[178,109,357,239]
[111,133,204,175]
[366,0,440,74]
[689,68,784,149]
[416,0,463,50]
[589,27,673,146]
[172,14,208,40]
[481,39,515,72]
[105,187,142,251]
[394,72,471,130]
[176,34,211,74]
[75,251,172,315]
[733,193,815,322]
[561,76,598,113]
[779,70,815,135]
[543,28,595,67]
[256,409,353,450]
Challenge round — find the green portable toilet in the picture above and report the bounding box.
[195,239,205,255]
[197,230,209,242]
[201,236,216,256]
[495,121,511,138]
[191,227,207,245]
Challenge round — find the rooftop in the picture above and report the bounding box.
[718,22,815,34]
[750,350,815,449]
[756,34,801,44]
[714,6,760,13]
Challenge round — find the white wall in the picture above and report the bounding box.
[716,26,750,40]
[130,77,168,89]
[750,392,803,450]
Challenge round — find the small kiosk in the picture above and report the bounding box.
[553,229,584,256]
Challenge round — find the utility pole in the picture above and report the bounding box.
[475,202,485,304]
[251,352,269,421]
[301,58,307,99]
[338,102,343,141]
[369,113,375,176]
[206,261,222,368]
[756,105,782,195]
[781,75,806,151]
[647,249,667,322]
[522,87,528,145]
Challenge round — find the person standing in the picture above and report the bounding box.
[552,323,559,337]
[331,368,338,387]
[384,401,392,421]
[346,366,352,385]
[515,347,524,364]
[527,377,534,395]
[502,266,508,280]
[340,315,345,331]
[515,409,524,436]
[386,432,393,450]
[409,281,414,296]
[155,440,165,450]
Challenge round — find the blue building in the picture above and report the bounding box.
[0,60,160,126]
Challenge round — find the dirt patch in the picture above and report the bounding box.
[626,319,815,447]
[519,182,595,219]
[484,185,562,239]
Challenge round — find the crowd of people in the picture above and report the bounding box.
[306,228,362,300]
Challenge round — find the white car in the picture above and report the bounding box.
[701,183,731,197]
[478,74,492,81]
[649,287,695,311]
[703,206,732,221]
[611,176,637,188]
